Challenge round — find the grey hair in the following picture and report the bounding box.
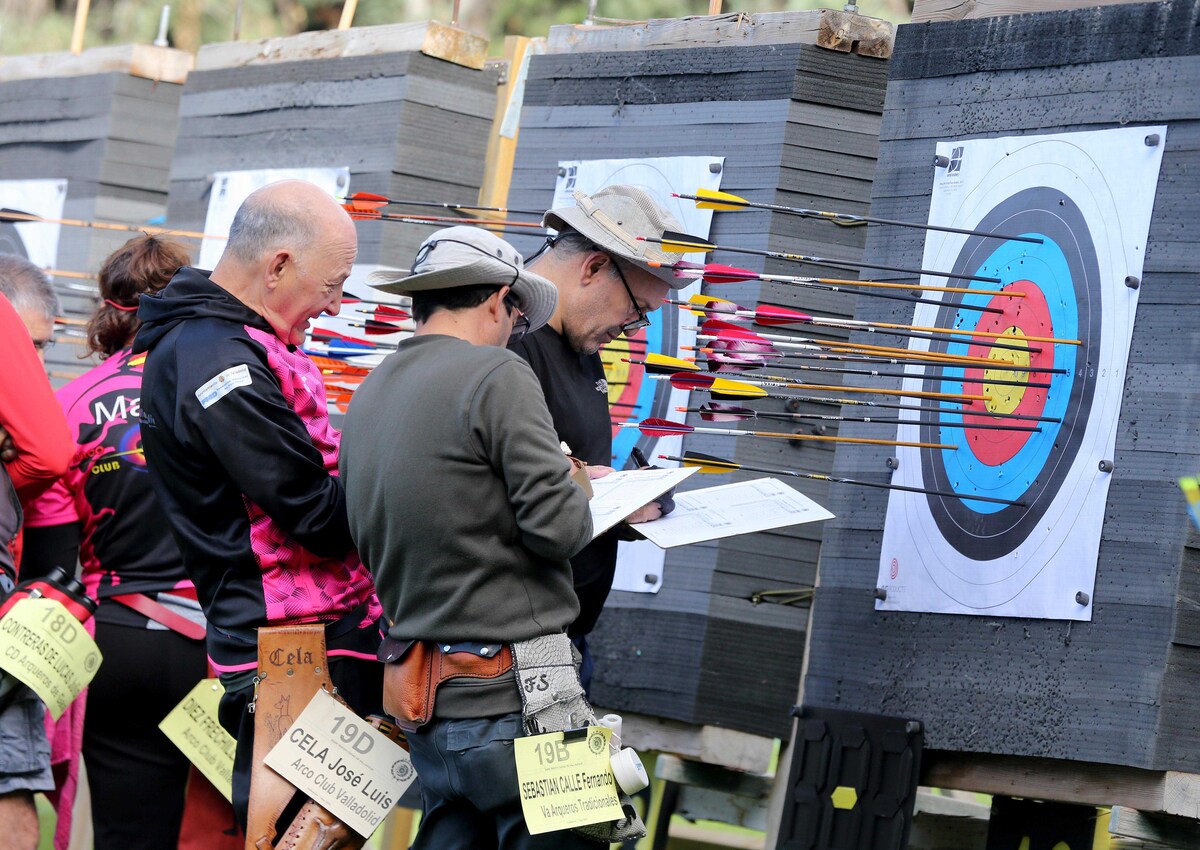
[0,254,58,323]
[223,190,319,265]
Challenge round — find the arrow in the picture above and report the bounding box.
[676,294,1078,347]
[696,343,1051,390]
[0,208,218,241]
[699,319,1066,374]
[309,328,398,350]
[651,260,1003,315]
[620,417,957,450]
[342,291,411,307]
[676,189,1044,245]
[679,402,1040,433]
[342,191,544,218]
[344,208,549,236]
[342,319,413,335]
[676,296,1039,355]
[665,370,987,403]
[693,336,1067,378]
[623,353,701,375]
[663,451,1024,507]
[642,231,1002,284]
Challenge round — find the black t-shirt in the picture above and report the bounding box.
[510,326,618,637]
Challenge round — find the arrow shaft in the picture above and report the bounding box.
[661,454,1023,506]
[621,422,955,449]
[683,407,1039,433]
[677,191,1043,246]
[2,210,216,240]
[703,354,1052,390]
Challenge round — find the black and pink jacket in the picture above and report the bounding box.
[133,268,381,672]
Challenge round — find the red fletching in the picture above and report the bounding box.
[637,418,694,436]
[363,319,404,335]
[700,318,762,340]
[343,192,390,212]
[701,263,759,284]
[699,403,754,422]
[373,304,410,320]
[668,372,717,391]
[755,304,812,326]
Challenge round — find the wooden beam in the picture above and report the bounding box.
[922,751,1200,819]
[195,21,489,71]
[545,10,893,59]
[595,708,776,774]
[911,0,1153,24]
[0,43,193,84]
[477,36,533,213]
[1110,806,1200,848]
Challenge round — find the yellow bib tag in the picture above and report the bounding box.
[0,597,101,719]
[514,727,624,834]
[159,678,236,802]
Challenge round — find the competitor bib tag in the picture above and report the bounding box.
[160,678,236,801]
[264,689,415,838]
[514,727,624,834]
[0,598,101,719]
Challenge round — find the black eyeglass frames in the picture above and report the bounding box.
[610,258,650,335]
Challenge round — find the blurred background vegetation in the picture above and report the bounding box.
[0,0,912,56]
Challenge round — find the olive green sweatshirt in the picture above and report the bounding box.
[340,334,593,651]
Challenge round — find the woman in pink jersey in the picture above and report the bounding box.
[23,236,227,850]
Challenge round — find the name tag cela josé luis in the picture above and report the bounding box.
[264,688,416,838]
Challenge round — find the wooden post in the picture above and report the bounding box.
[477,35,534,213]
[708,0,723,14]
[337,0,358,29]
[70,0,91,54]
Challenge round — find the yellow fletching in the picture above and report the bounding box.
[708,377,768,398]
[688,293,736,307]
[661,240,708,254]
[693,188,751,212]
[644,352,699,373]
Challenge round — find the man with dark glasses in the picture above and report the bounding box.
[510,185,687,685]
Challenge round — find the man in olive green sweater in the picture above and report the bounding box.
[339,227,598,849]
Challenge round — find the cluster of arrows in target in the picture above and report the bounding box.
[309,188,1081,509]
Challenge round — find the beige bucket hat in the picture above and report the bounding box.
[542,185,685,286]
[367,226,558,331]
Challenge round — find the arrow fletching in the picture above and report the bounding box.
[633,352,700,375]
[655,230,717,253]
[673,451,742,473]
[628,418,694,436]
[689,188,754,212]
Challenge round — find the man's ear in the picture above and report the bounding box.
[265,251,290,289]
[579,251,611,288]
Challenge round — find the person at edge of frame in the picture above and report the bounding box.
[340,226,607,849]
[511,184,685,690]
[0,268,73,850]
[22,235,237,850]
[131,180,384,832]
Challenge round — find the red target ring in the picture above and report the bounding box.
[959,280,1056,465]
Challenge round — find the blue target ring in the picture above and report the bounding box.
[930,235,1078,513]
[917,187,1101,558]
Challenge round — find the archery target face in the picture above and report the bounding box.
[0,179,68,272]
[876,127,1166,620]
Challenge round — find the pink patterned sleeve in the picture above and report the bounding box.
[23,477,79,528]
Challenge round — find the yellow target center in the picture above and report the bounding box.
[601,345,631,405]
[983,327,1032,415]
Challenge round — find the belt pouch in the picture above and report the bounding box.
[383,640,512,731]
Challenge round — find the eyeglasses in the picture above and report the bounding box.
[31,338,55,353]
[610,258,650,335]
[503,291,530,343]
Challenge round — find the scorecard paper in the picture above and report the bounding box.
[588,467,698,539]
[634,477,834,548]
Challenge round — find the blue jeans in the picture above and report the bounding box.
[408,712,595,850]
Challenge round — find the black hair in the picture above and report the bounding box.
[411,284,518,324]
